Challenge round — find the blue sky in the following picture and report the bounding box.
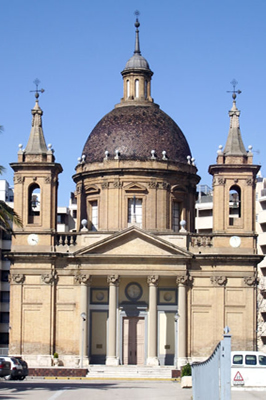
[1,0,265,205]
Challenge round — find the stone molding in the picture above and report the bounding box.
[210,276,227,286]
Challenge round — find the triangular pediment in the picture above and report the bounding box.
[74,226,192,258]
[124,182,147,193]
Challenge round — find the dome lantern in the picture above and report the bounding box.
[120,16,153,105]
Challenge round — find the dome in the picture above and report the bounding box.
[82,105,192,164]
[124,53,150,71]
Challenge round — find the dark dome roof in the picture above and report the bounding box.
[82,105,192,164]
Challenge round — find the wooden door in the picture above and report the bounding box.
[123,317,145,365]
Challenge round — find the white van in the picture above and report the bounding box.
[231,351,266,387]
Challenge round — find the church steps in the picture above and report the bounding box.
[87,365,175,379]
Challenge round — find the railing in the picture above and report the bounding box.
[55,233,77,247]
[190,235,213,247]
[192,328,231,400]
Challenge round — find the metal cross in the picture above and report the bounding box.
[30,78,45,99]
[227,79,241,100]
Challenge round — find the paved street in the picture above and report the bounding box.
[0,379,265,400]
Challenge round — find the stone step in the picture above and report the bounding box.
[87,365,176,379]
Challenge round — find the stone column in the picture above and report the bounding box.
[147,275,159,366]
[176,274,191,368]
[75,273,91,367]
[106,275,119,366]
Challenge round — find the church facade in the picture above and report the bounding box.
[8,19,262,368]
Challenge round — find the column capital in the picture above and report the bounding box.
[176,274,193,287]
[107,275,120,285]
[74,273,91,285]
[147,275,159,286]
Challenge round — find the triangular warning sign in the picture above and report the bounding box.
[234,371,244,381]
[233,371,244,385]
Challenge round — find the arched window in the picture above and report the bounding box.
[28,184,41,224]
[229,185,241,225]
[135,79,139,98]
[126,80,130,98]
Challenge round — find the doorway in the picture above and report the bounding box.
[123,317,145,365]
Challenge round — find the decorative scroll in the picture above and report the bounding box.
[210,276,227,286]
[176,274,193,287]
[113,180,122,189]
[76,184,82,194]
[45,176,51,184]
[74,273,91,285]
[148,181,157,189]
[13,175,24,185]
[157,182,170,190]
[10,274,25,284]
[213,177,226,186]
[246,178,253,186]
[107,275,120,285]
[101,182,109,189]
[147,275,159,286]
[41,271,58,285]
[244,276,257,287]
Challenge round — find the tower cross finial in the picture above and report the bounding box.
[227,79,241,100]
[134,10,140,28]
[133,10,141,54]
[30,78,45,100]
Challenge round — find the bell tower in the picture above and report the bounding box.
[209,88,260,249]
[10,83,63,250]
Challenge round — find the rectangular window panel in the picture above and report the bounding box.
[172,202,180,232]
[91,201,98,231]
[128,198,142,227]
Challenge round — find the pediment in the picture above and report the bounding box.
[84,184,100,195]
[124,182,147,193]
[74,226,192,258]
